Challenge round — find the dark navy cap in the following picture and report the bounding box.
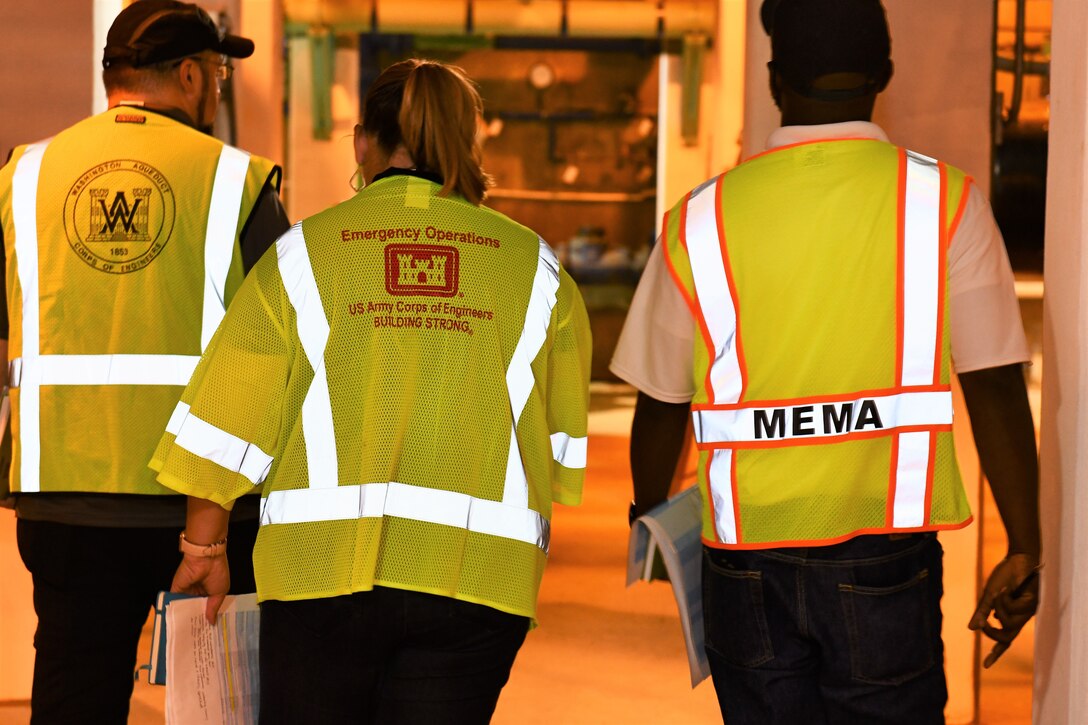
[102,0,254,69]
[761,0,892,100]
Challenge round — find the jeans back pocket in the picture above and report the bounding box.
[839,568,937,685]
[703,551,774,668]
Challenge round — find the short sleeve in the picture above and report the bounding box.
[609,242,697,402]
[151,250,294,507]
[546,268,592,505]
[948,182,1031,373]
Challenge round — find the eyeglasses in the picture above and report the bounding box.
[173,56,233,82]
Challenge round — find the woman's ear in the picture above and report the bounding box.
[354,125,368,166]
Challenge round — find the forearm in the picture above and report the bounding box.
[184,496,232,545]
[959,363,1041,558]
[630,391,691,517]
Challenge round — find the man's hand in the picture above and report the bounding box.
[172,553,231,624]
[629,392,691,522]
[968,553,1040,668]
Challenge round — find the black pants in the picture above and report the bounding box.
[16,518,258,725]
[259,588,530,725]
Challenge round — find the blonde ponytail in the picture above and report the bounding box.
[361,59,492,205]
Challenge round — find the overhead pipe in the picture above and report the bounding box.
[1008,0,1026,124]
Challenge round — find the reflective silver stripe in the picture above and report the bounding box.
[165,402,273,485]
[692,391,953,445]
[7,354,198,387]
[549,432,587,469]
[901,151,941,387]
[259,482,550,553]
[708,450,736,544]
[501,238,560,507]
[201,146,251,349]
[276,224,338,487]
[681,178,741,542]
[11,141,50,492]
[683,178,742,406]
[892,430,931,527]
[892,152,943,528]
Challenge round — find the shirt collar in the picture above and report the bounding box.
[372,167,445,186]
[765,121,890,151]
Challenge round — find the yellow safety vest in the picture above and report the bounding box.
[664,139,973,548]
[151,173,591,619]
[0,106,278,495]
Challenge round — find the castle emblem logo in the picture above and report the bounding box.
[63,159,175,274]
[384,244,459,297]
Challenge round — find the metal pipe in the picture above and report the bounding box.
[1009,0,1027,124]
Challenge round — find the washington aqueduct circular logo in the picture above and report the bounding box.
[63,159,176,274]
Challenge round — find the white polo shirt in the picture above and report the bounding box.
[610,121,1030,403]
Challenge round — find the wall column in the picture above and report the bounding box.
[1034,0,1088,721]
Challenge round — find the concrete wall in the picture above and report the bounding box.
[743,0,994,192]
[1035,0,1088,720]
[0,0,94,157]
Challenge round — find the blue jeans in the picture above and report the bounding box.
[259,587,529,724]
[702,534,946,725]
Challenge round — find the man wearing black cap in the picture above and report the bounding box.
[0,1,289,721]
[612,0,1040,722]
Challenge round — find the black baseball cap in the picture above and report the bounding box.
[761,0,891,100]
[102,0,254,69]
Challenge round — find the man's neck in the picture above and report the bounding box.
[108,94,198,129]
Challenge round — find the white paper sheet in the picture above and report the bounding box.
[165,593,260,725]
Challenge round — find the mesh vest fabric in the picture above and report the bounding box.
[664,139,972,548]
[151,175,591,619]
[0,107,277,494]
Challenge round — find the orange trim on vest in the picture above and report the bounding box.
[701,515,974,551]
[661,207,699,322]
[948,177,973,242]
[885,432,900,526]
[923,432,939,526]
[691,383,952,411]
[743,136,883,164]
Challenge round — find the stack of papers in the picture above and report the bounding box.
[148,591,261,725]
[626,486,710,686]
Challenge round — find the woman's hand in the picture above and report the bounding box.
[172,553,231,623]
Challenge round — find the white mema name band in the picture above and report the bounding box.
[692,390,953,444]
